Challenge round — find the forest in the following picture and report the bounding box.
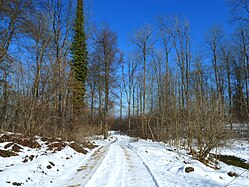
[0,0,248,163]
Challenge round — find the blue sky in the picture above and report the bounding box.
[91,0,231,52]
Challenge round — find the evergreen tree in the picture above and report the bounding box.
[70,0,88,112]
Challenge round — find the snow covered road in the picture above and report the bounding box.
[84,137,159,187]
[1,132,249,187]
[55,134,160,187]
[60,133,249,187]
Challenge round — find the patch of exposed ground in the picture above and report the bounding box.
[0,132,98,158]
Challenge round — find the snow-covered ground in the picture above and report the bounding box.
[0,133,111,187]
[0,132,249,187]
[127,136,249,187]
[214,139,249,163]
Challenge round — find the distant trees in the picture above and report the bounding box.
[130,25,154,138]
[231,28,249,123]
[88,25,120,138]
[131,25,153,114]
[206,26,225,101]
[118,14,248,163]
[227,0,249,124]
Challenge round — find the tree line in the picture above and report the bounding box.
[115,0,249,162]
[0,0,89,139]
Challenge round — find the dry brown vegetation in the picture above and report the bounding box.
[0,132,98,158]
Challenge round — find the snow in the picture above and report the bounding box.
[0,132,249,187]
[127,137,248,187]
[84,140,157,187]
[213,139,249,162]
[0,140,93,186]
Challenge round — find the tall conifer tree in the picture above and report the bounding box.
[70,0,88,111]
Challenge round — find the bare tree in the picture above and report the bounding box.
[130,25,154,138]
[131,25,154,114]
[47,0,73,133]
[91,25,120,138]
[228,0,249,24]
[121,56,138,131]
[0,0,35,128]
[206,26,225,101]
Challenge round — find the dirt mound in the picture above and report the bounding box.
[0,134,40,157]
[48,142,67,152]
[0,134,40,149]
[0,150,18,157]
[0,132,98,158]
[82,141,98,149]
[69,143,87,154]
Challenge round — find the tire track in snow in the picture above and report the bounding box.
[55,138,117,187]
[77,136,160,187]
[125,146,160,187]
[84,142,125,187]
[78,138,118,187]
[119,145,157,187]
